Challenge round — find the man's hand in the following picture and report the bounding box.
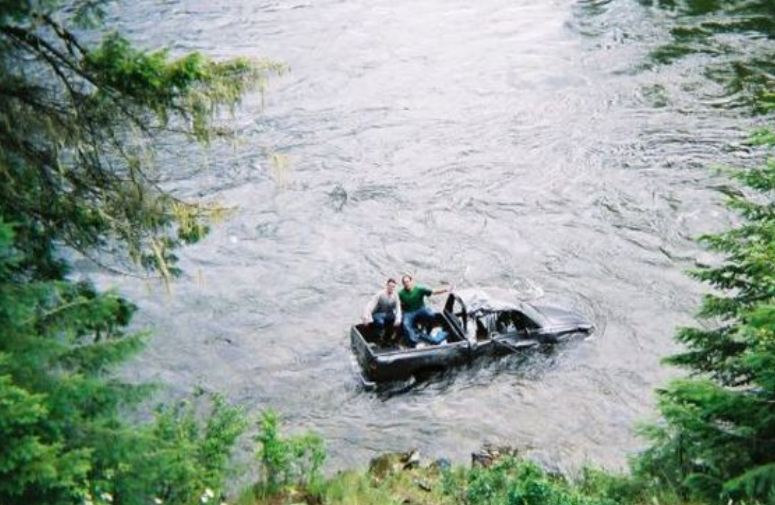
[432,283,454,295]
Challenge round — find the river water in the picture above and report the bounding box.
[98,0,763,472]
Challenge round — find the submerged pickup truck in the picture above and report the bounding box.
[351,288,594,384]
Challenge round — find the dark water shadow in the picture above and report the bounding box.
[361,338,587,401]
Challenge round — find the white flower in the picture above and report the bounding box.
[153,498,163,505]
[100,492,113,503]
[200,487,215,503]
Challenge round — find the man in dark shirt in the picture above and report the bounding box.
[398,274,452,346]
[362,278,402,340]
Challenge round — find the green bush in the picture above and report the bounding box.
[457,458,616,505]
[254,410,326,496]
[115,395,248,505]
[0,218,249,505]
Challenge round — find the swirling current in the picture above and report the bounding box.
[92,0,768,472]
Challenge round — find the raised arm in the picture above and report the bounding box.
[431,284,454,296]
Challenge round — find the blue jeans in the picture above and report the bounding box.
[402,306,439,345]
[372,312,396,335]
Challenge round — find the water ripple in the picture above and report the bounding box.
[102,0,758,473]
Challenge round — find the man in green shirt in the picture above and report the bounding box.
[398,274,453,346]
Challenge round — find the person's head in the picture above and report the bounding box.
[385,278,397,294]
[401,274,414,290]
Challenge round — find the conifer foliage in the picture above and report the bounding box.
[0,0,281,279]
[0,2,275,504]
[637,121,775,503]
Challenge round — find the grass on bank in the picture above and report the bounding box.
[235,413,697,505]
[236,455,699,505]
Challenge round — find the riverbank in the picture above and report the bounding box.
[235,447,694,505]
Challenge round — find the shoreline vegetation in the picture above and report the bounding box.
[1,1,773,504]
[235,412,696,505]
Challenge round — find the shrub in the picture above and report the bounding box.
[254,410,325,495]
[464,458,615,505]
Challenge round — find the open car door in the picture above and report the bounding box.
[443,293,468,339]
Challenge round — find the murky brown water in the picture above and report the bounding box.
[95,0,762,472]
